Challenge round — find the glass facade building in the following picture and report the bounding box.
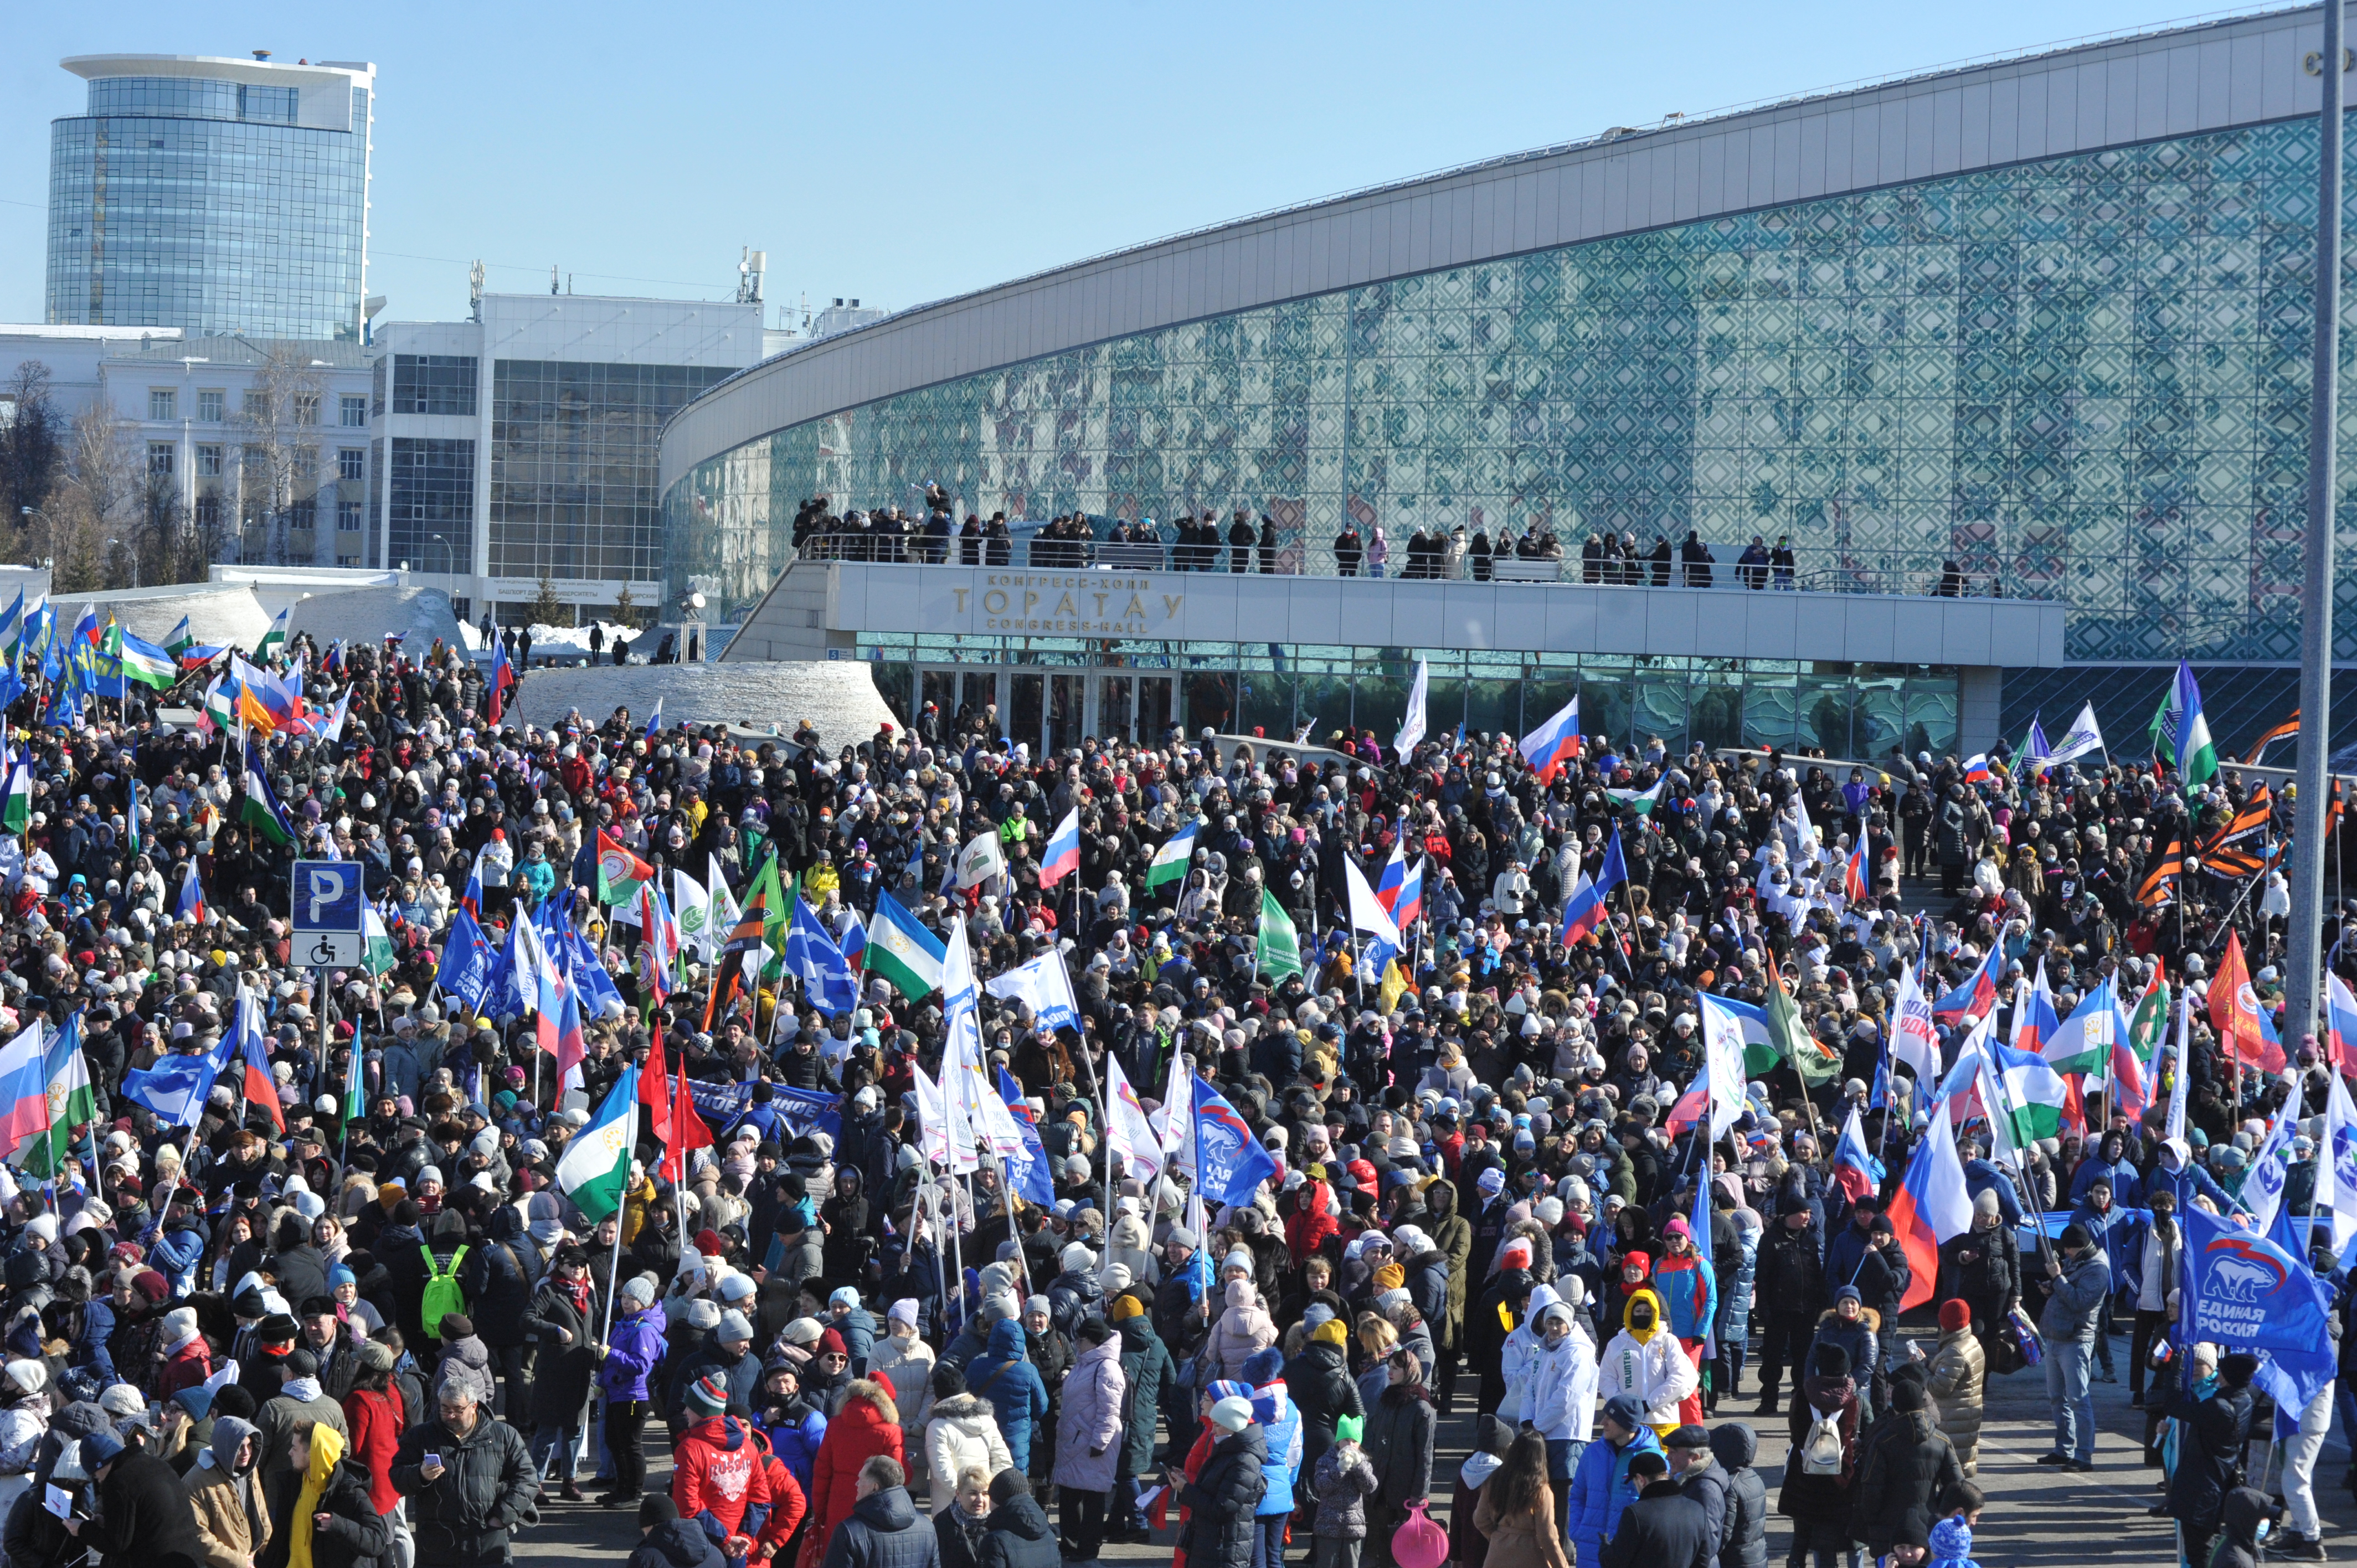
[45,56,373,342]
[490,360,734,584]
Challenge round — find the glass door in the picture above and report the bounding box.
[1136,675,1175,744]
[1048,673,1084,756]
[1098,674,1134,743]
[1008,672,1045,753]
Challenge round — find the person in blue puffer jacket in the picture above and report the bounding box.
[1240,1350,1301,1568]
[1564,1392,1662,1563]
[2069,1128,2144,1206]
[965,1317,1050,1471]
[755,1361,827,1497]
[2147,1137,2246,1220]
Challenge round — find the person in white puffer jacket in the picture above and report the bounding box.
[1599,1285,1697,1435]
[0,1359,52,1514]
[1522,1290,1599,1484]
[1496,1281,1558,1426]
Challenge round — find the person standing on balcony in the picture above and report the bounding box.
[1771,535,1797,589]
[1258,515,1279,574]
[1680,530,1713,587]
[1648,535,1672,586]
[1737,536,1769,589]
[1334,522,1362,577]
[1229,511,1256,573]
[1366,524,1389,579]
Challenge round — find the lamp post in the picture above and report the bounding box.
[106,539,139,590]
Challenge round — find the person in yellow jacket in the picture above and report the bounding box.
[1598,1287,1698,1437]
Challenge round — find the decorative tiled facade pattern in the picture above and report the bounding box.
[667,116,2357,662]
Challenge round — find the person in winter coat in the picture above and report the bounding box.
[1109,1294,1174,1535]
[1239,1347,1302,1568]
[2210,1486,2275,1568]
[1805,1288,1880,1427]
[260,1422,393,1568]
[339,1342,408,1520]
[1447,1417,1512,1568]
[1707,1422,1769,1568]
[1044,1249,1105,1340]
[963,1319,1049,1473]
[1283,1316,1363,1483]
[933,1469,992,1568]
[1597,1451,1710,1568]
[518,1242,603,1502]
[388,1377,538,1568]
[1310,1433,1380,1568]
[2037,1223,2111,1469]
[1847,1380,1961,1557]
[632,1496,727,1568]
[1662,1424,1726,1555]
[807,1379,904,1561]
[600,1278,670,1507]
[1521,1297,1597,1495]
[815,1456,934,1568]
[869,1303,935,1484]
[1777,1343,1861,1568]
[1599,1288,1696,1437]
[922,1366,1012,1520]
[1924,1299,1985,1476]
[1362,1349,1434,1568]
[1208,1280,1278,1383]
[256,1350,352,1526]
[2169,1350,2258,1568]
[1939,1190,2020,1362]
[977,1471,1059,1568]
[1179,1399,1267,1568]
[1752,1200,1827,1415]
[757,1363,830,1501]
[1563,1396,1661,1567]
[188,1417,271,1568]
[672,1379,777,1557]
[1469,1430,1569,1568]
[1051,1322,1126,1564]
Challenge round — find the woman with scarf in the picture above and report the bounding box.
[259,1421,392,1568]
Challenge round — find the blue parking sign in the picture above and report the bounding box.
[291,860,363,934]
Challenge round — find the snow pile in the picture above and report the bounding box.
[288,586,467,659]
[510,660,897,749]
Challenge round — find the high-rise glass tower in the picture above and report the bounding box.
[45,54,374,342]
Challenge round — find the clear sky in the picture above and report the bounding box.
[0,1,2302,331]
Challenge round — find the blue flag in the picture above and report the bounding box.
[438,906,496,1011]
[1191,1077,1279,1206]
[784,898,859,1017]
[2180,1203,2337,1431]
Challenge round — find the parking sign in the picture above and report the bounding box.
[292,860,364,968]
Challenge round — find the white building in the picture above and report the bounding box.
[368,292,765,625]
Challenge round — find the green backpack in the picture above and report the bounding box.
[421,1244,470,1338]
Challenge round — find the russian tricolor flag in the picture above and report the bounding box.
[1842,839,1869,904]
[1558,827,1628,947]
[0,1022,49,1162]
[1374,844,1425,930]
[1831,1104,1883,1205]
[1039,807,1082,889]
[176,862,207,926]
[1517,694,1583,786]
[1963,754,1994,785]
[1931,941,2005,1024]
[2328,974,2357,1076]
[233,985,284,1133]
[1885,1095,1973,1311]
[488,638,517,724]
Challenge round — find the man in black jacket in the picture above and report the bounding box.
[81,1430,207,1564]
[392,1378,540,1568]
[820,1456,939,1568]
[1598,1451,1711,1568]
[2169,1352,2258,1568]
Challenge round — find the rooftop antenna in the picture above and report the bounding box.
[549,265,559,296]
[737,247,767,306]
[468,260,484,322]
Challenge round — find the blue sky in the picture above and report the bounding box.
[0,1,2296,329]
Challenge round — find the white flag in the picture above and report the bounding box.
[956,831,1007,890]
[1393,659,1429,757]
[2040,702,2106,768]
[2322,1072,2357,1258]
[984,950,1082,1034]
[1888,964,1940,1083]
[1342,857,1403,955]
[1104,1054,1165,1181]
[912,1060,954,1170]
[672,868,715,960]
[1698,994,1748,1139]
[2165,989,2191,1144]
[707,854,742,940]
[2243,1077,2305,1235]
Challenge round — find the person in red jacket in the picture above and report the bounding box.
[743,1427,808,1565]
[798,1377,902,1568]
[673,1375,775,1567]
[338,1342,408,1516]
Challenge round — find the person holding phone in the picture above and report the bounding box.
[391,1374,538,1568]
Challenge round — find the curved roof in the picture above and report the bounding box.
[661,2,2327,493]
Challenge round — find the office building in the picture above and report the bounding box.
[45,53,375,342]
[369,293,765,622]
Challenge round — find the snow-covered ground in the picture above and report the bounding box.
[510,660,897,747]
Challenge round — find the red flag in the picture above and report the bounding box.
[664,1051,715,1184]
[2210,930,2286,1073]
[641,1022,674,1148]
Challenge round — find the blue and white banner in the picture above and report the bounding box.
[2180,1203,2336,1426]
[983,951,1080,1034]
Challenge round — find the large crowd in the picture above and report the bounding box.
[0,625,2346,1568]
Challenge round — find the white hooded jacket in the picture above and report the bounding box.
[1599,1287,1697,1428]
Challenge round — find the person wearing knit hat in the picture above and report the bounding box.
[1927,1514,1979,1568]
[683,1374,730,1419]
[1207,1395,1255,1433]
[1928,1296,1985,1476]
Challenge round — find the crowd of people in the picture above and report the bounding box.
[0,622,2348,1568]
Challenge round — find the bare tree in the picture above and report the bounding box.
[0,362,64,535]
[33,401,142,592]
[239,347,328,564]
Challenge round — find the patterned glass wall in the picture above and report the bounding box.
[666,116,2357,664]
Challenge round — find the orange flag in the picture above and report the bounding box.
[2209,930,2286,1072]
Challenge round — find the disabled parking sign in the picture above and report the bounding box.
[291,860,364,968]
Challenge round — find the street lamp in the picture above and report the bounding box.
[106,539,139,590]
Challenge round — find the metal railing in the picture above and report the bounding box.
[790,528,2047,600]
